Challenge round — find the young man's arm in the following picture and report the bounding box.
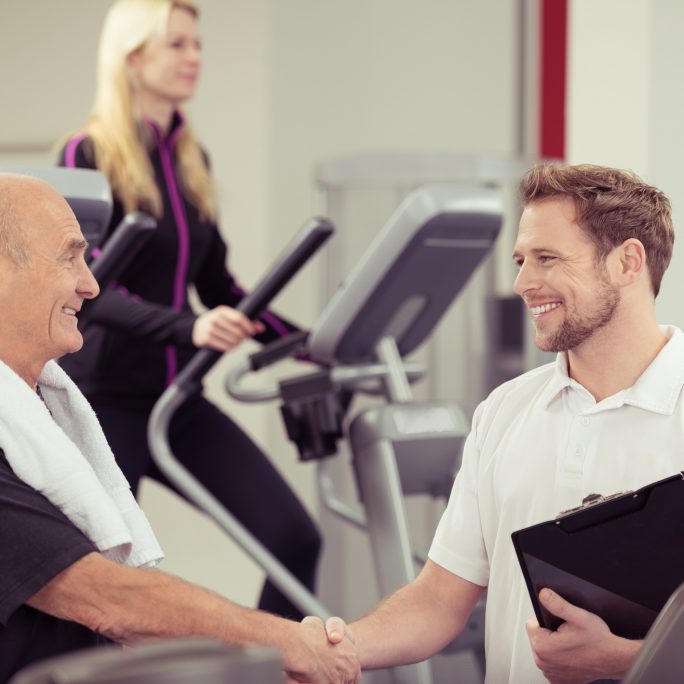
[27,552,360,684]
[328,560,485,670]
[526,589,642,684]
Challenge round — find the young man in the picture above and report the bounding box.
[325,163,681,684]
[0,172,359,684]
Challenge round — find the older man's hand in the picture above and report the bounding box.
[284,615,360,684]
[526,588,641,684]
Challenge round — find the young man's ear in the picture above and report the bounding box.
[614,238,646,285]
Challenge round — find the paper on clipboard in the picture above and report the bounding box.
[511,472,684,639]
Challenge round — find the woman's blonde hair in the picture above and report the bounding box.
[66,0,217,221]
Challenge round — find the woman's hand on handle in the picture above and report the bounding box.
[192,305,265,352]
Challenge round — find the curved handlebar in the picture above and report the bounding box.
[147,215,336,619]
[225,358,427,403]
[87,212,157,282]
[81,212,157,324]
[174,217,334,394]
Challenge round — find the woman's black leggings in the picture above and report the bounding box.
[91,394,322,621]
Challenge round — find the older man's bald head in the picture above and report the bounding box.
[0,173,69,267]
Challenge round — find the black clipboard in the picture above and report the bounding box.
[511,472,684,639]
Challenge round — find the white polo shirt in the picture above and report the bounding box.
[429,325,684,684]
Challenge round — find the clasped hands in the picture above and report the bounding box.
[286,615,360,684]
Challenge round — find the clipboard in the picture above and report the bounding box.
[511,472,684,639]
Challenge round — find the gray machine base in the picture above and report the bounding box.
[349,401,485,683]
[9,640,282,684]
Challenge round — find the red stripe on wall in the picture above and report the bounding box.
[540,0,567,159]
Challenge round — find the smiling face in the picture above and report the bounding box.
[0,176,100,385]
[513,197,620,353]
[129,6,201,115]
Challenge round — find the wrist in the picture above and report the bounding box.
[607,637,642,679]
[266,618,306,673]
[349,620,371,669]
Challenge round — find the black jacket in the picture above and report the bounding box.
[58,115,297,408]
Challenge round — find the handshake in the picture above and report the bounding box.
[284,615,361,684]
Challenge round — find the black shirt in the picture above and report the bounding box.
[0,449,108,682]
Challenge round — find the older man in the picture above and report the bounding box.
[0,173,358,684]
[325,163,683,684]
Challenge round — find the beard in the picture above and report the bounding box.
[535,279,620,353]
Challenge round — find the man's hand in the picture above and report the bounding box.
[526,588,641,684]
[284,616,360,684]
[192,306,265,352]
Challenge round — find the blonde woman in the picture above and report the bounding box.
[57,0,321,621]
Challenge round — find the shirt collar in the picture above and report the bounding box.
[538,325,684,415]
[538,353,573,408]
[623,325,684,414]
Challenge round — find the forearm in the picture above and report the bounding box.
[351,596,451,669]
[351,560,484,670]
[27,553,306,671]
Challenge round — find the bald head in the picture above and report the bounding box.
[0,173,72,267]
[0,173,99,385]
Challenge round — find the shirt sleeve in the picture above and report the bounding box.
[82,289,197,347]
[0,449,97,626]
[428,400,490,587]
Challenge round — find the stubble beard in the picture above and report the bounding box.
[535,280,621,353]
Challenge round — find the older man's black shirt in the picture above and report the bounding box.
[0,449,108,681]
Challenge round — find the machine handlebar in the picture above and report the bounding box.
[175,217,334,394]
[81,212,157,324]
[147,216,335,618]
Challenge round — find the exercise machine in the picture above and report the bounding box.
[622,581,684,684]
[226,182,501,683]
[9,639,282,684]
[149,182,502,684]
[148,216,336,620]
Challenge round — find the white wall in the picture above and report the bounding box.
[568,0,684,329]
[567,0,652,172]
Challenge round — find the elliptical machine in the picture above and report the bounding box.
[149,182,502,684]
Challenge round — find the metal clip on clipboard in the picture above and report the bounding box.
[556,489,635,520]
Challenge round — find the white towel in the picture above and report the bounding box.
[0,358,163,568]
